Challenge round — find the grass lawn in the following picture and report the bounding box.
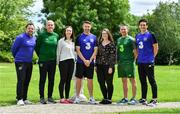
[0,63,180,106]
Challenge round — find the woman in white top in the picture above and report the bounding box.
[57,26,76,103]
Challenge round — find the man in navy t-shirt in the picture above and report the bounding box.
[136,19,158,107]
[74,21,98,104]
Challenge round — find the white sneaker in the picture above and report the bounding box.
[74,97,80,104]
[79,94,87,102]
[17,99,24,106]
[24,100,32,105]
[88,97,97,104]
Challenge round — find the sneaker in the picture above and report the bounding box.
[60,98,69,104]
[70,95,76,101]
[106,99,112,104]
[66,99,73,103]
[139,98,147,105]
[40,98,47,104]
[79,94,87,102]
[88,97,97,104]
[99,99,107,104]
[24,100,32,105]
[74,97,80,104]
[147,99,157,107]
[128,98,138,105]
[117,98,128,105]
[48,98,56,104]
[17,99,24,106]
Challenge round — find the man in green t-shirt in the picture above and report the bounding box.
[116,25,137,105]
[35,20,59,104]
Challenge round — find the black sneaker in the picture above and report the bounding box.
[48,98,56,104]
[40,98,47,104]
[106,99,112,104]
[139,98,147,105]
[99,99,107,104]
[148,99,157,107]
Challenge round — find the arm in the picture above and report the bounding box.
[76,46,89,66]
[133,49,138,60]
[108,44,116,74]
[89,47,98,63]
[11,36,21,57]
[109,44,116,68]
[56,39,62,64]
[132,39,138,60]
[35,34,41,57]
[153,43,158,57]
[151,33,158,57]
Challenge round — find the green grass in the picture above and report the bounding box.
[0,63,180,106]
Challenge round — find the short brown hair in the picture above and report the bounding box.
[25,22,35,28]
[138,19,148,25]
[83,21,91,25]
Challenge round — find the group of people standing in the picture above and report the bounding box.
[11,19,158,107]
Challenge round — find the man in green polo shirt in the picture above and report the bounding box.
[35,20,59,104]
[116,25,137,105]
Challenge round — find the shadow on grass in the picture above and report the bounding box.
[0,100,16,106]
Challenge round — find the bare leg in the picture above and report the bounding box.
[122,78,128,98]
[76,78,82,97]
[130,78,137,98]
[87,79,93,97]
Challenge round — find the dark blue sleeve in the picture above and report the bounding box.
[135,34,138,48]
[75,34,81,46]
[151,34,157,44]
[11,36,22,57]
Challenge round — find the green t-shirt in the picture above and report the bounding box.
[35,30,59,62]
[117,35,135,63]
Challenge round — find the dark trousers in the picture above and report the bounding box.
[96,65,114,100]
[15,62,32,100]
[138,63,157,99]
[58,59,74,99]
[39,60,56,98]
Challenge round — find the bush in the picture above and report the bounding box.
[0,51,13,63]
[0,51,38,63]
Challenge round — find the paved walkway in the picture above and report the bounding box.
[0,102,180,114]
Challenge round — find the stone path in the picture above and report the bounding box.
[0,102,180,114]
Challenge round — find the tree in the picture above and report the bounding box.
[0,0,34,62]
[0,0,34,51]
[146,2,180,65]
[42,0,130,39]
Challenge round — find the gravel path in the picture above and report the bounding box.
[0,102,180,114]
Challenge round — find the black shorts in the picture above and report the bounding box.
[75,63,94,79]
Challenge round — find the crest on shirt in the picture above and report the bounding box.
[90,38,94,43]
[143,37,148,41]
[83,39,86,42]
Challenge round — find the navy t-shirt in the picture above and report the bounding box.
[75,33,97,64]
[135,31,157,63]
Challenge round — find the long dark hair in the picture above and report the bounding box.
[63,26,75,42]
[99,28,114,43]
